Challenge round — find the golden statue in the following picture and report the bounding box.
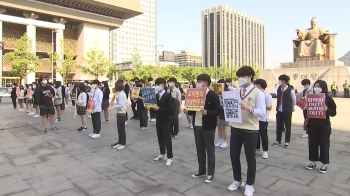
[293,17,337,61]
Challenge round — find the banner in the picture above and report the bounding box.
[296,95,307,110]
[131,87,140,99]
[141,88,157,108]
[307,93,326,119]
[210,83,224,96]
[222,91,242,123]
[185,88,206,111]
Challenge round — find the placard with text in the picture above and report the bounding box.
[210,83,224,96]
[222,91,242,123]
[185,88,206,111]
[141,88,157,108]
[307,93,326,119]
[131,87,140,99]
[296,95,307,110]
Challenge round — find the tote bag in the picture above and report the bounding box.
[87,91,96,113]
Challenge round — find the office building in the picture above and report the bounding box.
[175,50,202,67]
[0,0,142,86]
[202,5,265,68]
[111,0,157,66]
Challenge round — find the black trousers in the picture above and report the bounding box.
[344,89,349,98]
[60,102,65,111]
[156,122,173,158]
[71,100,76,106]
[150,109,156,119]
[131,101,138,119]
[138,109,148,127]
[303,110,309,134]
[11,97,17,109]
[91,112,101,134]
[117,114,127,145]
[256,121,269,151]
[276,111,292,143]
[230,127,258,185]
[308,128,330,164]
[125,112,128,122]
[170,117,179,136]
[331,89,336,97]
[194,129,215,176]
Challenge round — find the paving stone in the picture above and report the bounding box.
[139,185,184,196]
[0,153,10,164]
[89,160,130,177]
[0,140,26,150]
[10,155,45,167]
[0,174,32,195]
[3,146,36,158]
[110,171,159,194]
[183,183,238,196]
[95,186,136,196]
[17,162,59,180]
[124,159,166,177]
[53,160,95,179]
[28,175,75,196]
[6,189,38,196]
[259,166,315,185]
[309,179,350,196]
[0,162,19,177]
[74,152,109,165]
[50,188,87,196]
[70,171,120,195]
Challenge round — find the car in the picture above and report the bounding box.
[0,87,11,98]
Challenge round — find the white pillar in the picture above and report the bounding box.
[26,24,36,84]
[55,29,63,82]
[0,21,3,87]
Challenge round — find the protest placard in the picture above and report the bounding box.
[141,88,157,108]
[185,88,206,111]
[131,87,140,99]
[222,91,242,123]
[307,93,326,119]
[210,83,224,96]
[296,95,307,110]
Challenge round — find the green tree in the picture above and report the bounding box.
[131,46,142,76]
[50,42,79,83]
[5,33,40,83]
[80,43,110,79]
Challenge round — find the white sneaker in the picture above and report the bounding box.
[220,141,228,149]
[185,124,191,128]
[112,144,120,149]
[190,125,193,129]
[26,110,30,113]
[116,145,125,150]
[28,112,34,115]
[300,133,308,138]
[178,114,182,118]
[65,105,68,107]
[154,155,166,161]
[215,140,223,147]
[19,109,24,112]
[165,159,172,166]
[244,185,254,196]
[151,119,156,122]
[90,134,100,139]
[262,151,268,159]
[228,180,245,191]
[125,121,128,126]
[33,114,40,118]
[89,133,94,137]
[148,118,152,122]
[88,115,91,118]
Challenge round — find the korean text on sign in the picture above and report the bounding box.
[296,95,307,110]
[131,87,140,99]
[185,88,206,111]
[141,88,157,108]
[306,94,326,119]
[222,91,242,123]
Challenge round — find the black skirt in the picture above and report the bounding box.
[102,100,109,108]
[26,99,33,104]
[77,106,87,115]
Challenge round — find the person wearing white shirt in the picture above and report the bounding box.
[254,79,272,159]
[89,80,103,139]
[273,75,296,149]
[298,79,313,138]
[76,83,88,132]
[228,66,266,196]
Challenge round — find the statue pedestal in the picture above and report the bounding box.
[280,60,344,68]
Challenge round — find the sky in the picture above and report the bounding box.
[157,0,350,68]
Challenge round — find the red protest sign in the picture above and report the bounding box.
[306,94,326,119]
[185,88,206,111]
[296,95,307,110]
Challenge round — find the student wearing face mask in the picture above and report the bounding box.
[32,82,40,117]
[305,80,336,174]
[17,85,25,111]
[148,77,157,122]
[185,81,196,129]
[298,79,313,138]
[101,81,110,122]
[185,74,221,183]
[137,79,148,130]
[88,80,103,139]
[10,83,18,109]
[53,81,63,122]
[227,66,266,196]
[167,78,182,138]
[26,84,35,115]
[146,78,174,166]
[130,77,139,120]
[273,75,296,149]
[225,79,235,91]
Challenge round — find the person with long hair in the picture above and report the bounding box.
[215,79,229,149]
[77,83,88,132]
[111,81,128,150]
[305,80,336,174]
[185,81,196,129]
[26,84,35,115]
[101,81,110,122]
[17,85,25,111]
[64,84,69,106]
[53,81,63,122]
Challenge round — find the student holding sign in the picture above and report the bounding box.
[227,66,266,196]
[298,79,313,138]
[305,80,336,174]
[136,80,148,130]
[215,79,229,149]
[185,74,221,183]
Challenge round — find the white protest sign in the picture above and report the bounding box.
[222,91,242,123]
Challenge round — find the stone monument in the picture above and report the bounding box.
[260,17,350,96]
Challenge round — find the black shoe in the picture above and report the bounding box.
[111,143,118,148]
[319,166,327,174]
[191,172,206,178]
[205,175,214,183]
[77,126,83,131]
[272,141,281,147]
[284,143,290,149]
[306,163,316,170]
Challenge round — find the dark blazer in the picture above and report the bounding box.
[10,87,17,99]
[124,83,130,99]
[188,90,221,130]
[155,92,173,124]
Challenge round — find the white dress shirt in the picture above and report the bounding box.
[277,85,296,112]
[241,84,266,118]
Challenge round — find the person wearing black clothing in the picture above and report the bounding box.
[71,84,77,107]
[136,80,148,129]
[35,77,58,132]
[305,80,336,174]
[60,84,66,111]
[130,77,139,120]
[147,78,174,166]
[300,79,313,138]
[10,83,17,109]
[101,81,110,122]
[215,79,229,149]
[122,78,130,123]
[168,78,181,138]
[148,77,157,121]
[186,74,221,183]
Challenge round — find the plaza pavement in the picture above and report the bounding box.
[0,98,349,196]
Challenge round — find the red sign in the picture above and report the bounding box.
[307,94,326,119]
[185,88,206,111]
[296,95,306,110]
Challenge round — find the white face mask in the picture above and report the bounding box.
[42,80,47,85]
[238,78,248,86]
[155,85,161,92]
[196,83,203,88]
[278,81,282,86]
[33,85,36,88]
[92,84,97,89]
[314,87,322,94]
[303,85,309,89]
[101,84,104,87]
[168,82,174,87]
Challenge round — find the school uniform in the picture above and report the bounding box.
[137,91,148,128]
[189,89,221,177]
[10,87,17,109]
[89,88,103,134]
[230,85,266,186]
[102,87,110,108]
[114,91,128,145]
[256,91,272,152]
[131,83,138,119]
[155,91,174,158]
[168,87,182,136]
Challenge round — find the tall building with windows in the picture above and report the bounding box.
[175,50,202,67]
[202,5,265,69]
[111,0,157,66]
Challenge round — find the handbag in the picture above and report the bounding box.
[87,91,96,113]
